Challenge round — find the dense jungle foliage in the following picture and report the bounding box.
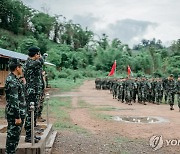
[0,0,179,79]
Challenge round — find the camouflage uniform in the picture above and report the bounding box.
[146,80,152,103]
[117,80,123,102]
[137,79,142,103]
[155,80,163,105]
[5,72,25,154]
[24,57,44,139]
[95,78,101,90]
[132,79,138,103]
[112,80,118,99]
[101,79,106,90]
[124,79,133,105]
[167,77,176,110]
[162,78,168,104]
[37,72,46,119]
[139,78,148,105]
[150,79,156,103]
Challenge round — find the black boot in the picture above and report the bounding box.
[170,105,174,110]
[25,137,39,143]
[35,136,41,140]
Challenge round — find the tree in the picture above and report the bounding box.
[31,12,55,38]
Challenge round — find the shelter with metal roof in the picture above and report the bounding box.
[0,47,55,90]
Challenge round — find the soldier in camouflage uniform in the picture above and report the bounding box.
[162,77,168,104]
[24,47,46,143]
[155,78,163,105]
[139,77,148,105]
[146,79,152,103]
[167,74,176,110]
[95,78,101,90]
[117,79,123,102]
[137,78,142,103]
[5,58,25,154]
[124,78,133,105]
[112,79,118,99]
[176,76,180,112]
[150,78,156,103]
[132,78,138,103]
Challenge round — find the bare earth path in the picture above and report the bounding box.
[52,80,180,154]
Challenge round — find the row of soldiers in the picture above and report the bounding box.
[95,74,180,111]
[4,47,47,154]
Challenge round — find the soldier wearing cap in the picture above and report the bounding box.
[24,46,47,143]
[167,74,176,110]
[5,58,25,154]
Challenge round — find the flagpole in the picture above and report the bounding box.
[115,60,116,76]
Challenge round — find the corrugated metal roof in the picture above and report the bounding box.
[0,47,28,60]
[0,47,56,66]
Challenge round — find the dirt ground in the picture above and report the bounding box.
[1,80,180,154]
[52,80,180,154]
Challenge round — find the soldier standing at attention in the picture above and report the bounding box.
[24,47,46,143]
[162,77,168,104]
[167,74,176,110]
[5,58,24,154]
[176,75,180,112]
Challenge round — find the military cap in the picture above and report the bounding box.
[28,46,40,57]
[169,74,174,77]
[9,58,22,67]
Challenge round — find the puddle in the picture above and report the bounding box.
[113,116,169,124]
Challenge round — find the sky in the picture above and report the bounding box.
[21,0,180,47]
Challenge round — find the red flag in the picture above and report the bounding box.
[108,60,116,76]
[127,65,131,76]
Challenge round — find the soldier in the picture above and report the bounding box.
[139,77,148,105]
[132,78,138,103]
[146,79,152,103]
[112,79,118,99]
[155,78,163,105]
[176,75,180,112]
[150,78,156,103]
[167,74,176,110]
[5,58,25,154]
[124,77,133,105]
[117,79,123,102]
[24,47,47,143]
[95,78,101,90]
[162,77,168,104]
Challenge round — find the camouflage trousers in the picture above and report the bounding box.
[164,90,168,103]
[125,90,132,103]
[112,88,117,99]
[37,91,45,118]
[168,92,175,106]
[5,119,23,154]
[24,93,40,138]
[178,94,180,108]
[132,90,138,102]
[155,91,163,104]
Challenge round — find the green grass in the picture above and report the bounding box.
[43,97,88,134]
[91,111,112,120]
[115,136,131,144]
[49,78,85,92]
[78,99,92,108]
